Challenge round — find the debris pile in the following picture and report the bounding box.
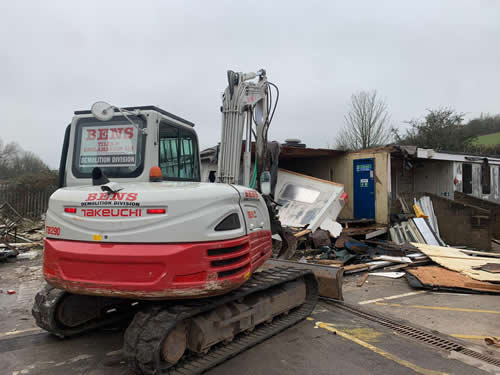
[274,194,500,294]
[0,202,44,262]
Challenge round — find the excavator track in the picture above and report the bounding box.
[32,284,140,338]
[124,267,318,375]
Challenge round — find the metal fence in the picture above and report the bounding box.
[0,185,57,218]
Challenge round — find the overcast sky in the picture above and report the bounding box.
[1,1,499,167]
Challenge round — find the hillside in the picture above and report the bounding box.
[470,131,500,146]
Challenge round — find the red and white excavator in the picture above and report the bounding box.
[33,70,329,374]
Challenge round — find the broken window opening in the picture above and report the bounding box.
[481,159,490,195]
[462,163,472,194]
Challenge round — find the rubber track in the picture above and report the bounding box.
[123,267,318,375]
[32,284,137,337]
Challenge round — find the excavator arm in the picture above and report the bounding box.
[217,69,278,191]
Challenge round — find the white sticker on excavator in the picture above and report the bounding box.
[79,125,138,167]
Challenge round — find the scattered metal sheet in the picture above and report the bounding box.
[275,169,345,232]
[319,218,342,238]
[368,272,405,279]
[262,258,343,300]
[372,255,412,264]
[389,225,404,244]
[417,196,440,237]
[412,217,440,246]
[406,220,426,243]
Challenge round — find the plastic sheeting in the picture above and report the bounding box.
[275,169,345,232]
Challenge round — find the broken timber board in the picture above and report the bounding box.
[365,227,388,240]
[357,273,369,287]
[262,258,343,300]
[460,249,500,258]
[294,229,312,238]
[384,263,410,271]
[312,259,345,266]
[411,242,500,283]
[406,266,500,293]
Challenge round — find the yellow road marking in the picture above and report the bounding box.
[341,327,383,343]
[375,302,500,314]
[315,321,449,375]
[0,327,42,338]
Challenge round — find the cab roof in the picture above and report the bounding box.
[74,105,195,127]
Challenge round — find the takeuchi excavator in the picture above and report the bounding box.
[33,69,322,374]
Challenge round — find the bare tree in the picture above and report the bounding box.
[335,90,391,150]
[0,138,52,180]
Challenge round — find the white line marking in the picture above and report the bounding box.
[358,291,427,305]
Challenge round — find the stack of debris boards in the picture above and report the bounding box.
[390,196,445,246]
[407,243,500,293]
[0,202,44,262]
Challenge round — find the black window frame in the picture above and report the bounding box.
[481,159,491,195]
[462,163,472,194]
[71,116,147,179]
[158,121,200,182]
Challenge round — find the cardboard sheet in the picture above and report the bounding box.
[407,266,500,293]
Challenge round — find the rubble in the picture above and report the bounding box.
[0,201,44,262]
[272,192,500,296]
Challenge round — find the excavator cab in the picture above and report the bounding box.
[60,105,200,188]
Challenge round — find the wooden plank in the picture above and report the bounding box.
[294,229,312,238]
[357,273,369,287]
[463,282,500,291]
[343,264,370,271]
[365,227,388,240]
[312,259,345,266]
[460,249,500,258]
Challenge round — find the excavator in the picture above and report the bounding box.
[32,69,325,374]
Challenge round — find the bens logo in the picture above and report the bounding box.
[86,193,138,201]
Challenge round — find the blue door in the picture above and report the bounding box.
[353,158,375,219]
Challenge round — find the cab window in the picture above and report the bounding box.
[159,122,200,181]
